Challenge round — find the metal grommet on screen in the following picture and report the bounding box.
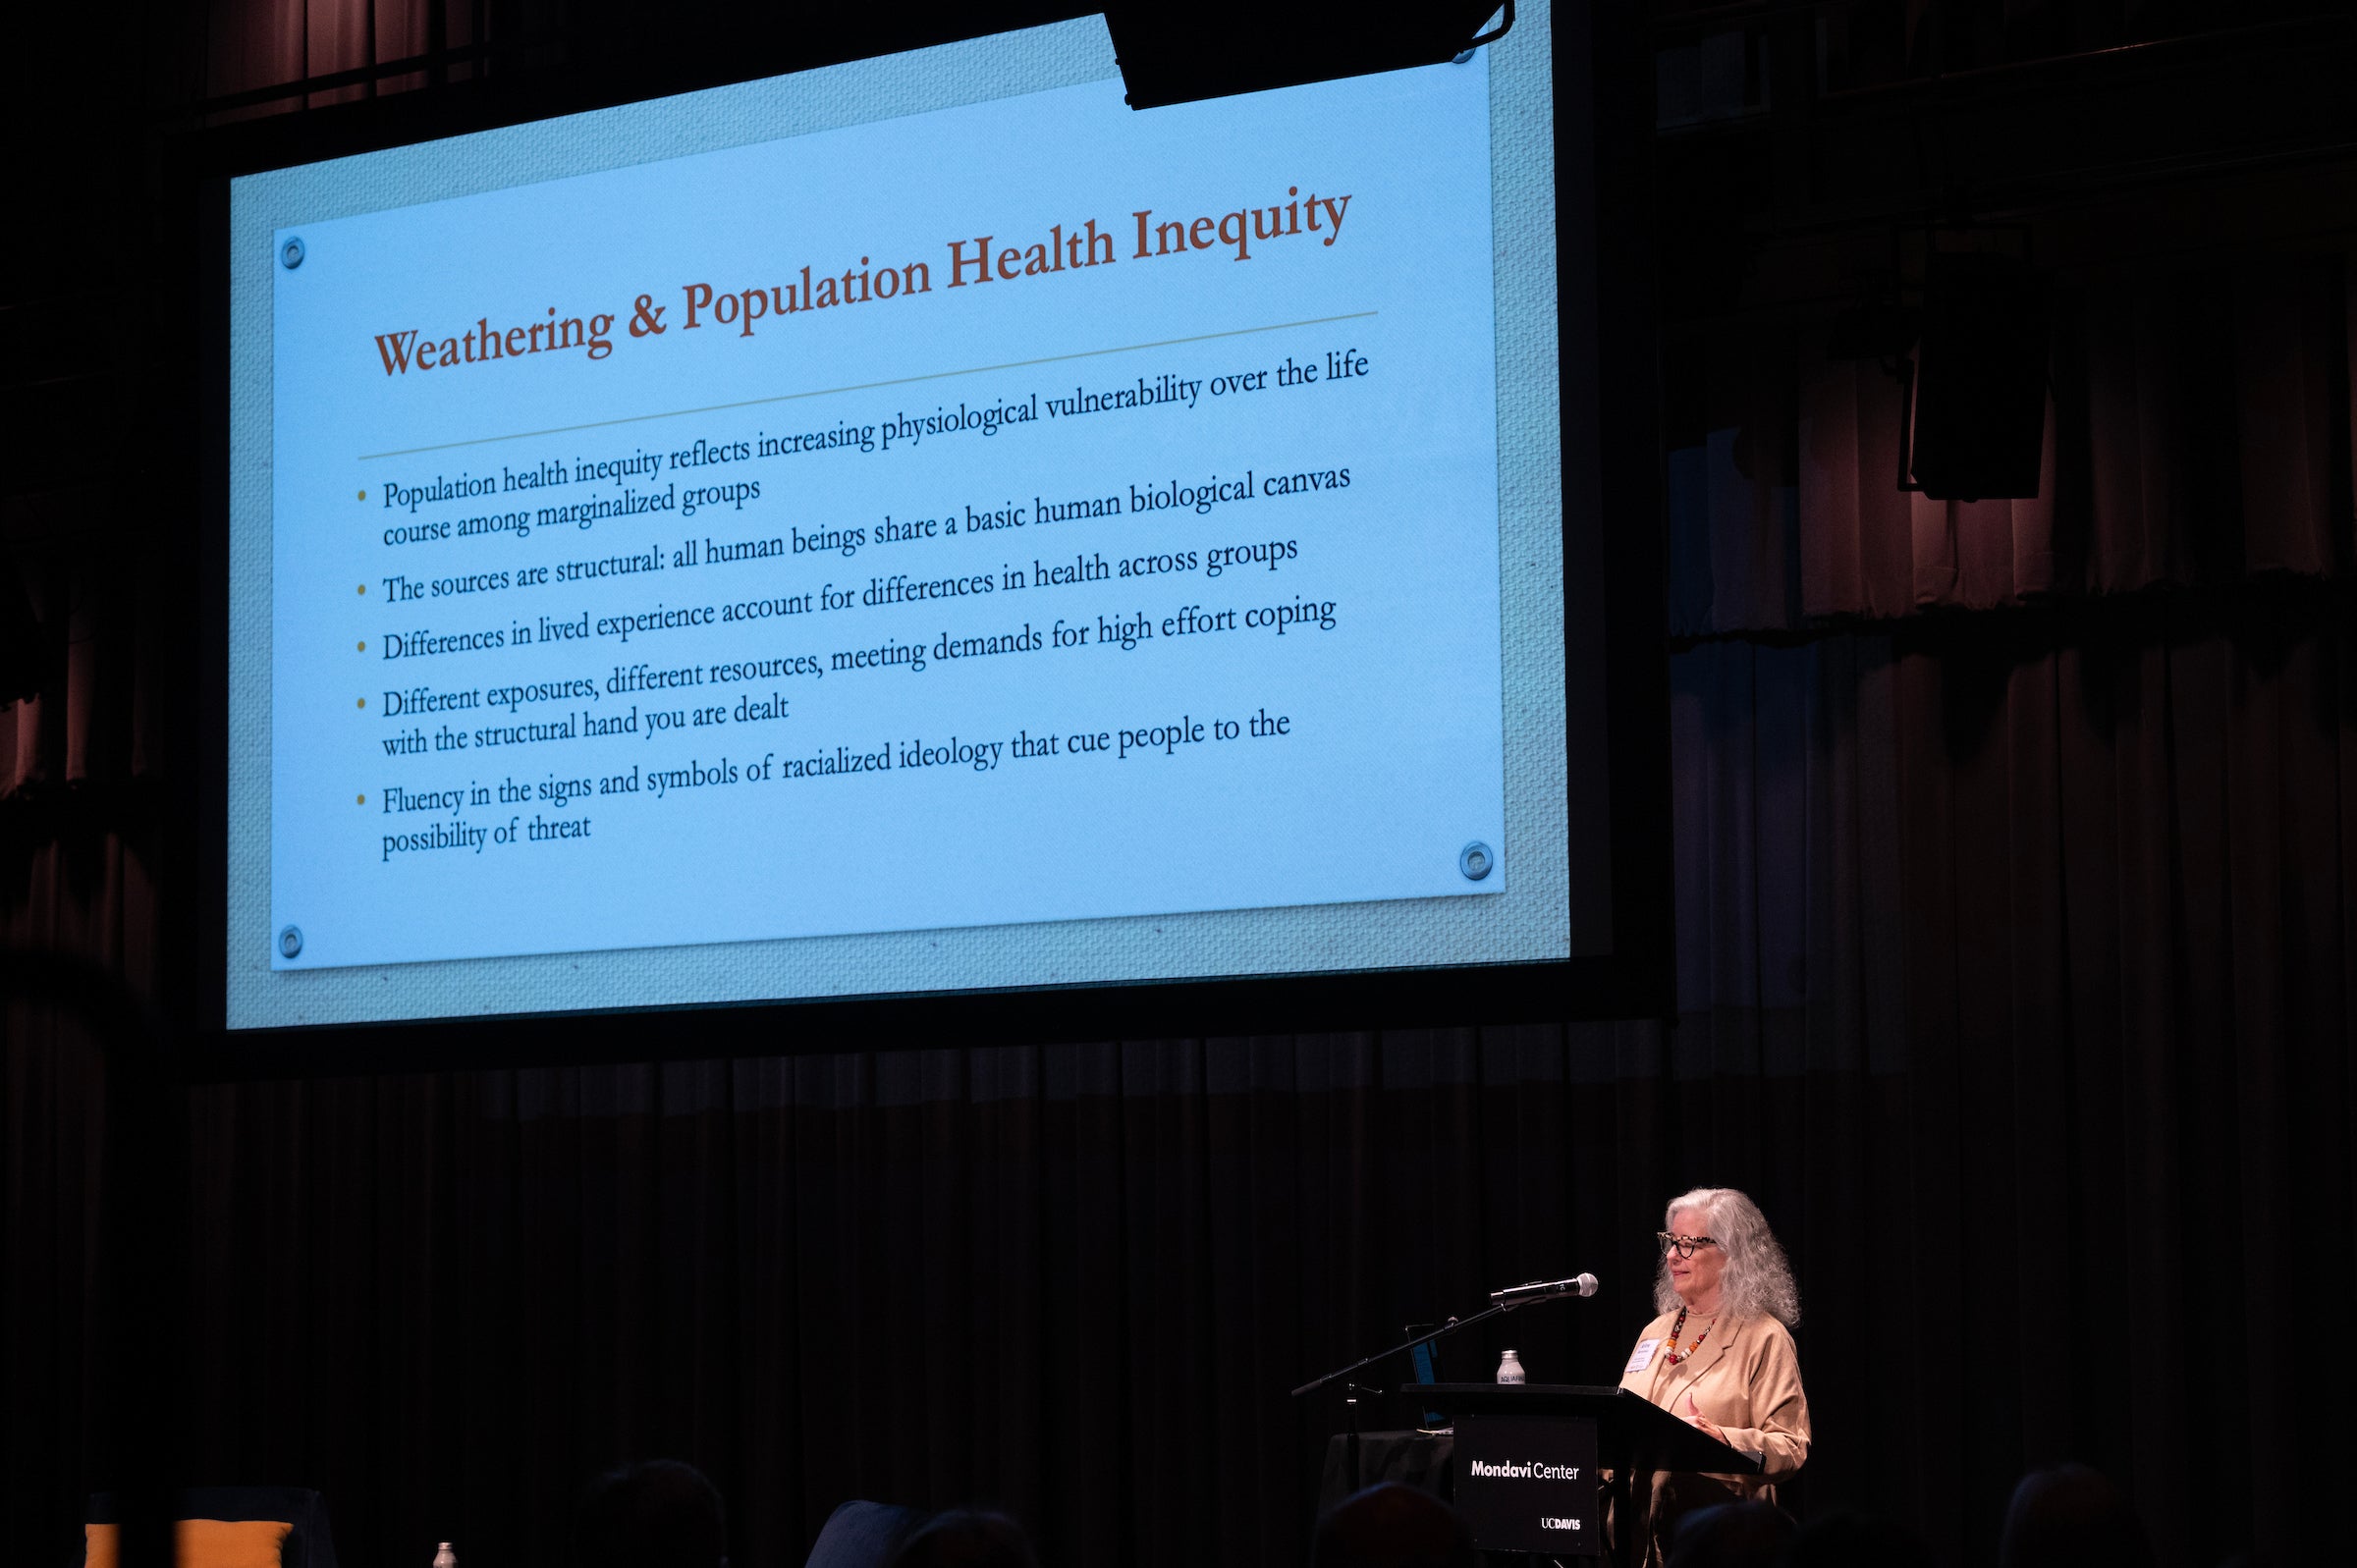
[278,925,303,959]
[280,237,305,269]
[1459,841,1495,881]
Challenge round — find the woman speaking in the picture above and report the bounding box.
[1617,1186,1811,1556]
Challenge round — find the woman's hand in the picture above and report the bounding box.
[1684,1393,1727,1445]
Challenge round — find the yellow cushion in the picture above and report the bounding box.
[84,1519,293,1568]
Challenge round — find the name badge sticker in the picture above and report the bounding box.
[1625,1337,1661,1374]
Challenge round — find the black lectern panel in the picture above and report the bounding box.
[1404,1383,1762,1473]
[1453,1413,1603,1556]
[1411,1384,1760,1568]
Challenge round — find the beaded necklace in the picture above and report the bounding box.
[1661,1304,1719,1366]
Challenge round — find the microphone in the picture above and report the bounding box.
[1489,1272,1599,1306]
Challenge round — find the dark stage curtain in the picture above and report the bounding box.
[9,5,2357,1568]
[14,595,2357,1568]
[1669,256,2355,633]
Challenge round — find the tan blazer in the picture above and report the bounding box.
[1615,1309,1811,1552]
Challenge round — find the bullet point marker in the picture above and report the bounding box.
[357,489,366,501]
[356,640,365,652]
[357,584,366,595]
[356,697,365,708]
[357,793,365,805]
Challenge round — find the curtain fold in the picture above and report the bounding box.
[192,0,480,113]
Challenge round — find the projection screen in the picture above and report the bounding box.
[221,4,1652,1036]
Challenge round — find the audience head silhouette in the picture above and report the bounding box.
[886,1509,1040,1568]
[1999,1464,2154,1568]
[576,1459,728,1568]
[1310,1483,1476,1568]
[1664,1500,1794,1568]
[1781,1511,1931,1568]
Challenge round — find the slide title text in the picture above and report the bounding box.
[368,188,1355,378]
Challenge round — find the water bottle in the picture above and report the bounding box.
[433,1545,457,1568]
[1496,1348,1526,1384]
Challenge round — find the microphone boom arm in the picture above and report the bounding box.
[1289,1284,1580,1400]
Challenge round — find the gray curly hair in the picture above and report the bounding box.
[1652,1186,1801,1326]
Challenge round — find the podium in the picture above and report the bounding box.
[1405,1384,1761,1565]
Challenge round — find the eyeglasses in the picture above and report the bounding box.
[1657,1232,1719,1259]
